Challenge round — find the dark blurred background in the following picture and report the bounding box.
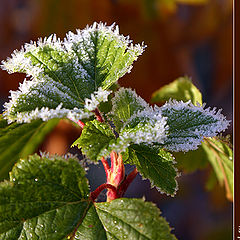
[0,0,233,239]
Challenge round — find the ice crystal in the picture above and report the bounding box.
[84,88,112,111]
[12,104,92,124]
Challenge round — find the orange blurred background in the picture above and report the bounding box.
[0,1,233,239]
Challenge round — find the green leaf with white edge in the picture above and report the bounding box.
[203,137,233,201]
[124,144,178,196]
[0,115,59,180]
[107,107,168,154]
[1,22,145,124]
[95,198,177,240]
[109,88,149,131]
[72,120,115,161]
[151,76,202,105]
[158,100,230,152]
[0,154,91,240]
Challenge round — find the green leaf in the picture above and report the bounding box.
[205,169,218,191]
[109,88,149,131]
[74,205,107,239]
[0,115,59,180]
[173,136,233,201]
[151,76,202,105]
[2,23,145,123]
[72,120,115,161]
[0,154,91,240]
[125,144,178,196]
[159,100,230,152]
[203,137,233,201]
[174,144,209,173]
[0,155,177,239]
[95,198,177,240]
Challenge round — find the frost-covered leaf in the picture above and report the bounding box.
[109,107,168,154]
[72,120,115,161]
[151,76,202,105]
[203,137,233,201]
[124,144,178,195]
[159,100,230,152]
[1,22,145,123]
[95,198,177,240]
[0,154,91,240]
[109,88,149,131]
[0,115,59,180]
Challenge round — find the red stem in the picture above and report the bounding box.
[118,168,138,197]
[92,153,138,202]
[94,108,104,122]
[101,157,110,179]
[77,120,85,128]
[110,151,117,172]
[90,183,117,202]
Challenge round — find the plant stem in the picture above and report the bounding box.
[77,120,85,128]
[90,183,117,202]
[106,152,125,202]
[101,156,110,179]
[93,153,138,202]
[94,108,104,122]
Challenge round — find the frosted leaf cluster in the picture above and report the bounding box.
[107,88,230,153]
[110,108,168,153]
[106,88,167,153]
[1,22,145,124]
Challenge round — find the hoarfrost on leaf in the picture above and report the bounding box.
[112,108,168,153]
[109,88,150,131]
[1,22,145,123]
[159,99,230,152]
[84,87,112,111]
